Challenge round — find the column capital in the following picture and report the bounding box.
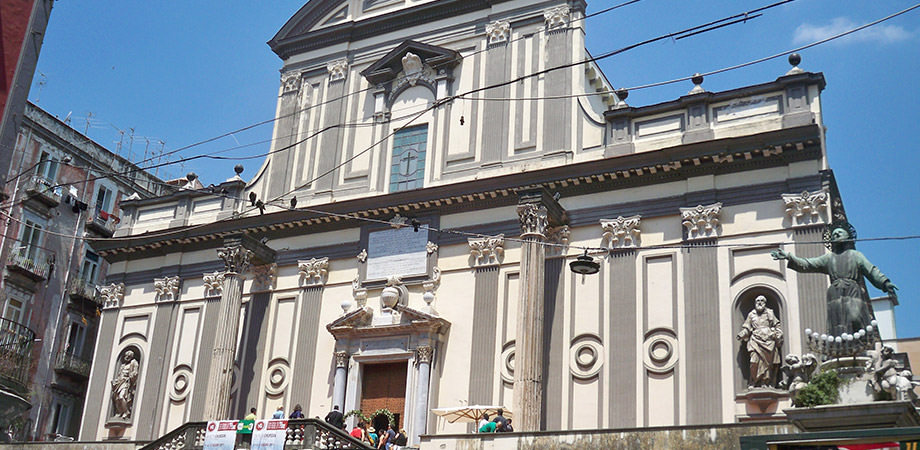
[516,188,566,237]
[416,345,433,364]
[217,245,252,274]
[334,351,349,368]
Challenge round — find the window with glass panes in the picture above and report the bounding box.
[18,213,44,259]
[389,125,427,192]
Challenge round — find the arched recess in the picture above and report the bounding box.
[731,284,789,393]
[107,344,144,424]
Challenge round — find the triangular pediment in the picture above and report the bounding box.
[360,40,461,86]
[325,304,450,340]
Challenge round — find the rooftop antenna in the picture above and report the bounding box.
[114,127,125,155]
[34,73,47,103]
[84,112,94,135]
[127,128,136,162]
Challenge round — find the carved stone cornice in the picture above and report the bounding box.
[486,20,511,45]
[327,59,348,82]
[545,226,571,256]
[217,245,253,275]
[517,203,549,237]
[154,276,180,303]
[298,257,329,287]
[681,203,722,240]
[601,215,641,249]
[416,345,433,364]
[782,189,828,227]
[469,234,505,267]
[251,263,277,291]
[203,271,225,297]
[334,351,348,368]
[100,283,125,309]
[544,5,571,30]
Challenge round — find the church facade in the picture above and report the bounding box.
[81,0,841,444]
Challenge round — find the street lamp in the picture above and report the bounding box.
[569,249,600,275]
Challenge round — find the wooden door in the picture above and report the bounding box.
[360,361,407,429]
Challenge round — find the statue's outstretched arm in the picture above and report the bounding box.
[774,250,830,274]
[856,251,898,296]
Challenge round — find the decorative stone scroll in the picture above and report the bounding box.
[202,271,225,298]
[99,283,126,309]
[298,257,329,287]
[281,71,302,94]
[680,202,722,240]
[352,277,368,308]
[357,249,368,263]
[601,215,641,249]
[154,276,180,303]
[486,20,511,45]
[416,345,433,365]
[327,59,348,82]
[421,267,441,313]
[217,245,252,274]
[251,263,277,291]
[544,5,571,30]
[426,241,438,255]
[782,189,829,227]
[517,203,549,237]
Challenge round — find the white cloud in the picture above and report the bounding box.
[793,17,913,45]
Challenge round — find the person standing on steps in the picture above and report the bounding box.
[324,405,345,430]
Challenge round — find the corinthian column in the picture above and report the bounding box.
[513,189,565,431]
[203,241,253,420]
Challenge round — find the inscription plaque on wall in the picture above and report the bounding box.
[366,226,428,280]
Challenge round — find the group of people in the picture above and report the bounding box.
[326,405,408,449]
[478,409,513,433]
[243,404,306,421]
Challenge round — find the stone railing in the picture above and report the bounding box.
[53,351,92,378]
[142,419,373,450]
[85,210,119,237]
[7,249,52,281]
[67,277,100,305]
[0,317,36,394]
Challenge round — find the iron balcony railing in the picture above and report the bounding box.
[24,175,62,207]
[7,248,52,281]
[53,351,91,378]
[0,317,36,395]
[143,418,373,450]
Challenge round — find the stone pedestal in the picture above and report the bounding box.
[735,388,792,420]
[821,357,875,404]
[784,401,920,431]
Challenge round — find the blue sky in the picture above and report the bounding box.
[30,1,920,337]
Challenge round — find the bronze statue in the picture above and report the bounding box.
[772,224,897,336]
[111,350,139,420]
[736,295,783,388]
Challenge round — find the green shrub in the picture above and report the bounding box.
[793,370,841,407]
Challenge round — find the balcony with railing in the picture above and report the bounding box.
[23,175,62,207]
[7,248,52,281]
[53,351,91,379]
[85,209,119,237]
[0,318,36,396]
[68,277,100,306]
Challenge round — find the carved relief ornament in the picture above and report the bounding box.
[100,283,126,309]
[517,203,549,237]
[298,257,329,287]
[486,20,511,45]
[154,276,180,302]
[217,245,252,274]
[544,5,571,30]
[203,271,225,297]
[251,263,277,290]
[546,225,571,256]
[468,234,505,266]
[782,189,829,226]
[680,202,722,240]
[281,71,302,94]
[601,215,641,249]
[327,59,348,82]
[334,351,348,368]
[416,345,433,364]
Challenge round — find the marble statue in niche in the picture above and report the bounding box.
[111,349,140,420]
[736,295,783,389]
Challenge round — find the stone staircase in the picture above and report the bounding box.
[142,418,373,450]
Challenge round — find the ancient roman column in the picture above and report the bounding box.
[202,242,252,420]
[412,345,433,445]
[513,189,565,431]
[332,351,348,411]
